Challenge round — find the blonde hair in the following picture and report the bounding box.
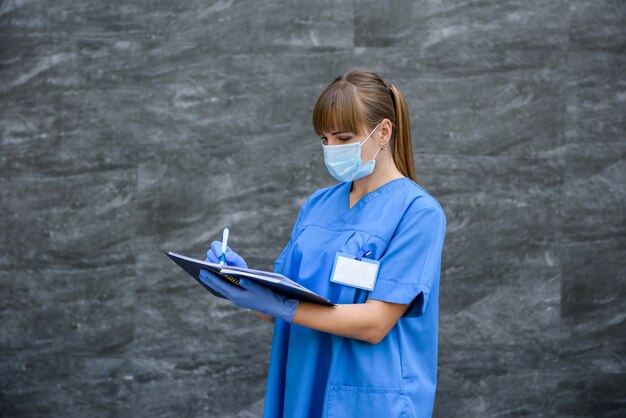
[312,70,416,181]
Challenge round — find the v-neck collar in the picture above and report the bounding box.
[336,177,412,225]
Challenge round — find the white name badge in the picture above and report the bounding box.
[330,252,380,291]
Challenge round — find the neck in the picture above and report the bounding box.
[350,152,404,198]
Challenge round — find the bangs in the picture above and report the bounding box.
[312,81,365,136]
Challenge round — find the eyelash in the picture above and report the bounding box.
[320,136,352,144]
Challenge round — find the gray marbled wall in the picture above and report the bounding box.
[1,1,624,417]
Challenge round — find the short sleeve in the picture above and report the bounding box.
[368,204,446,317]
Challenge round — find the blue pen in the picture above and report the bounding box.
[219,227,230,266]
[355,245,372,261]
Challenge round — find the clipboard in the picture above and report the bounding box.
[165,251,335,306]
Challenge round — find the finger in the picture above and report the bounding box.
[204,272,242,295]
[225,251,247,267]
[205,250,220,263]
[210,241,223,257]
[200,270,226,291]
[209,241,236,258]
[212,240,240,255]
[199,269,218,285]
[238,278,265,293]
[198,269,228,299]
[206,241,227,263]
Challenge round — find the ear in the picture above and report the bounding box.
[379,118,393,145]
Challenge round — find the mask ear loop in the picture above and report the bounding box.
[371,144,383,160]
[360,123,381,147]
[361,122,387,160]
[361,123,383,162]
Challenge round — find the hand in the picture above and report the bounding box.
[198,269,299,323]
[205,241,247,268]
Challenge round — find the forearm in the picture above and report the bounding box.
[254,311,274,324]
[291,301,383,344]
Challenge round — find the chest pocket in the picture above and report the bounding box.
[331,230,371,305]
[338,229,371,256]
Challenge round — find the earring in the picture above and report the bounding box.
[381,142,388,152]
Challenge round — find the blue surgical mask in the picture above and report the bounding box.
[322,123,382,182]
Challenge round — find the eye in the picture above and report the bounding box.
[338,136,352,142]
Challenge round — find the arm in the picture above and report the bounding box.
[200,270,410,341]
[292,299,410,344]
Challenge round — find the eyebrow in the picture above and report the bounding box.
[331,131,350,135]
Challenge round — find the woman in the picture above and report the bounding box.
[199,70,446,418]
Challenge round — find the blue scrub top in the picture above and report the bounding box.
[263,177,446,418]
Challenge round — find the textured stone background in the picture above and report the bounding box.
[1,1,625,417]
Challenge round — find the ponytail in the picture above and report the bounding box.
[388,83,416,182]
